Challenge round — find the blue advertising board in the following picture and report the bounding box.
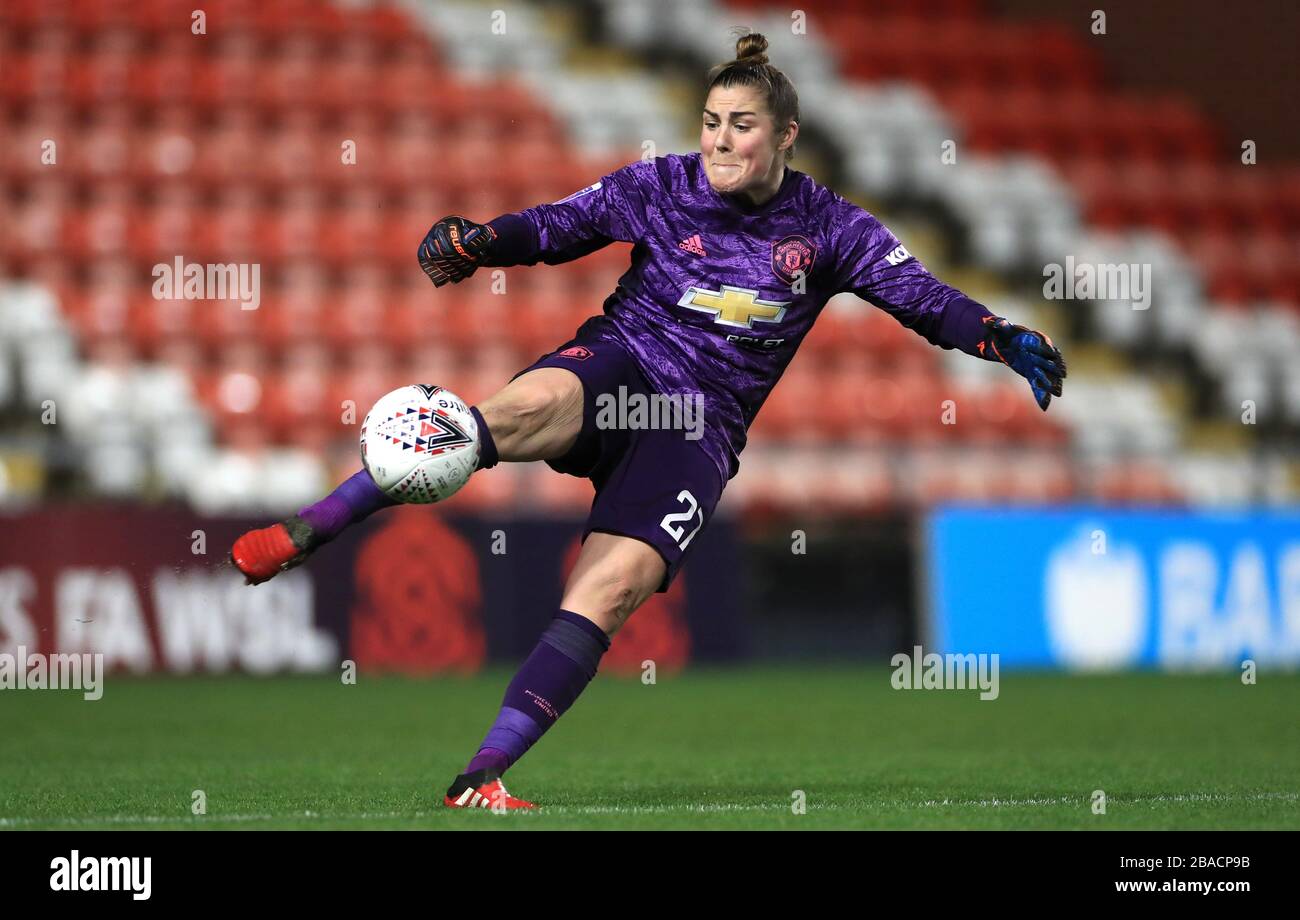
[925,507,1300,670]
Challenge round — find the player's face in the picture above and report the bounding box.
[701,86,793,200]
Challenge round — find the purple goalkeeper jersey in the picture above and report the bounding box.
[486,152,991,482]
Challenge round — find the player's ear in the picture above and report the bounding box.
[778,119,798,154]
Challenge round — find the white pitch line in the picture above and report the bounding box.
[909,791,1300,809]
[0,804,789,826]
[532,803,790,815]
[2,792,1295,827]
[0,813,280,828]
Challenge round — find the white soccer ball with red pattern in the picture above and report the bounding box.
[360,385,479,504]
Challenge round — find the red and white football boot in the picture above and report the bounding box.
[444,770,536,810]
[230,515,318,586]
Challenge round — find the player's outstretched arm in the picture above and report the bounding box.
[975,314,1068,411]
[419,163,653,284]
[850,267,1069,411]
[834,208,1067,411]
[417,208,614,281]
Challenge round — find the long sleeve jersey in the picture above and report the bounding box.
[484,152,992,482]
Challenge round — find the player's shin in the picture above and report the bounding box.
[296,468,396,543]
[297,403,497,539]
[446,610,610,805]
[232,399,497,585]
[230,469,395,585]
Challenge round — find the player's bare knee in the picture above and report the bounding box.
[481,385,547,432]
[479,371,581,456]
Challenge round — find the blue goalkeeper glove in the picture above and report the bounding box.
[418,215,497,287]
[977,315,1067,411]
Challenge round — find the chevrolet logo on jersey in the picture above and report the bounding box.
[676,285,789,329]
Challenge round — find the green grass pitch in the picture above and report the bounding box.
[2,668,1297,829]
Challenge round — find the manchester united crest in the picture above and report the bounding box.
[771,235,816,285]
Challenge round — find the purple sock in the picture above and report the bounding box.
[296,469,396,543]
[470,405,498,470]
[297,410,494,543]
[465,610,610,775]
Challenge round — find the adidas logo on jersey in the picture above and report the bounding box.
[678,234,707,257]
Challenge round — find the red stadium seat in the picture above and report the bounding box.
[263,366,334,441]
[129,295,194,355]
[11,0,1218,507]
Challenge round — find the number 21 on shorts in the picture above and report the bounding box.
[660,489,705,550]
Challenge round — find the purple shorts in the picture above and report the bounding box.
[512,317,725,592]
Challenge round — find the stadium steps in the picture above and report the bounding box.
[1,0,1281,509]
[592,0,1300,436]
[584,0,1290,506]
[397,0,1081,507]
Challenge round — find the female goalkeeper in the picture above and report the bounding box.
[231,32,1066,809]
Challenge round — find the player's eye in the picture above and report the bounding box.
[704,122,718,129]
[735,124,751,132]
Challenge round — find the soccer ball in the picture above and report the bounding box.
[360,385,479,504]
